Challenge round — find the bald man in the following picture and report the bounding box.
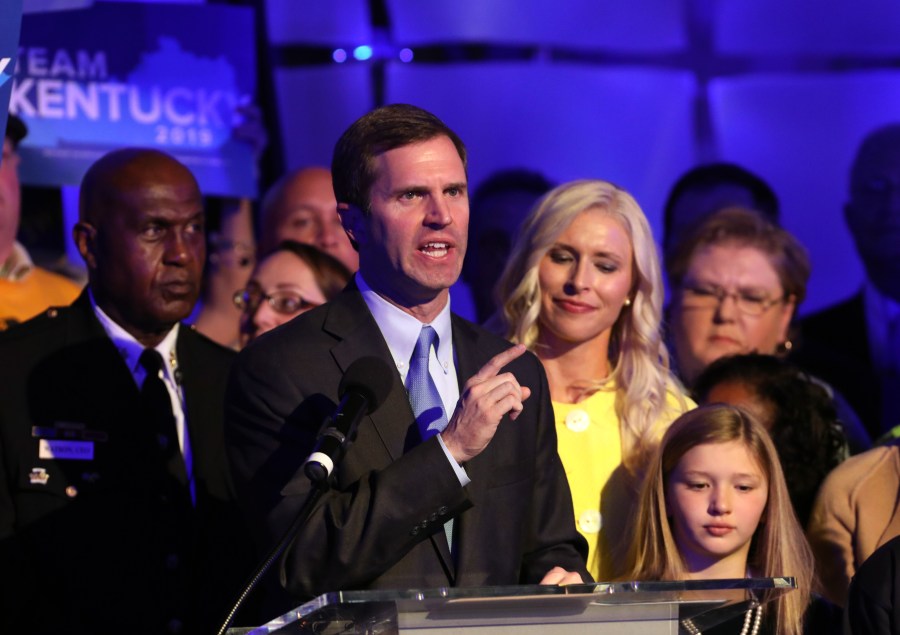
[0,148,255,634]
[259,166,359,270]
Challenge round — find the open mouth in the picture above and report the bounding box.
[419,242,450,258]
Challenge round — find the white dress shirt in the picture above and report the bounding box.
[357,273,470,485]
[89,290,195,503]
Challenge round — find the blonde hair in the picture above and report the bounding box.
[625,404,814,635]
[493,179,683,471]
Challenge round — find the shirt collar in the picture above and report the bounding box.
[88,288,180,384]
[0,242,34,281]
[356,272,453,375]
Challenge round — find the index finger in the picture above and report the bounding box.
[472,344,527,382]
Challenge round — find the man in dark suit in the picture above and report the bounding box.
[845,533,900,635]
[792,124,900,440]
[226,104,589,610]
[0,148,254,634]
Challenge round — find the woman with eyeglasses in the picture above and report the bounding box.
[666,207,807,386]
[666,207,871,452]
[234,240,351,347]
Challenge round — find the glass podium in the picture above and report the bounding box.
[228,577,795,634]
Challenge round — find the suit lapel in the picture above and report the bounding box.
[324,287,415,463]
[65,292,142,401]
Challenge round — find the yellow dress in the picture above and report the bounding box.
[553,388,692,581]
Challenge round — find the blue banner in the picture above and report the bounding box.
[12,2,257,197]
[1,0,24,155]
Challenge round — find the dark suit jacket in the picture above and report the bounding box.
[225,284,589,609]
[791,293,882,440]
[845,534,900,635]
[0,291,255,635]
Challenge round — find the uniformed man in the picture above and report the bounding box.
[0,148,255,634]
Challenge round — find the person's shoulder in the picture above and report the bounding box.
[30,266,83,295]
[0,304,81,390]
[179,324,237,362]
[819,441,899,492]
[0,302,75,348]
[798,294,863,331]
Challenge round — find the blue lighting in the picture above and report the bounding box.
[399,48,414,63]
[353,45,373,61]
[332,48,347,63]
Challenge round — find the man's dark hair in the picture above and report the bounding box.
[331,104,467,213]
[663,162,779,251]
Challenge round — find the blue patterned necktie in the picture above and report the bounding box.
[406,326,454,550]
[406,326,448,440]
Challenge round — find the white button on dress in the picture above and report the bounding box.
[578,509,602,534]
[565,409,590,432]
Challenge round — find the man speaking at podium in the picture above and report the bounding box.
[225,104,589,608]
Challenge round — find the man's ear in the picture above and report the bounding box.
[73,222,98,270]
[338,202,362,251]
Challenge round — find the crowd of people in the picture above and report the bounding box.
[1,104,899,634]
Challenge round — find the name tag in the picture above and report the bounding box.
[38,439,94,461]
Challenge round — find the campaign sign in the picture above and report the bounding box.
[11,2,257,197]
[0,0,24,155]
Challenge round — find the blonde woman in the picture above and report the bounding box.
[493,179,691,580]
[625,404,817,635]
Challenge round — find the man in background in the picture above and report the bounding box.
[0,113,80,330]
[793,124,900,440]
[258,165,359,270]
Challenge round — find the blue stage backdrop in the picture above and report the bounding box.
[1,0,24,151]
[12,2,257,196]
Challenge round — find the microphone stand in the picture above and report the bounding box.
[218,359,388,635]
[216,479,329,635]
[216,410,360,635]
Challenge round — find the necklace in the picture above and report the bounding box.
[740,604,762,635]
[681,604,761,635]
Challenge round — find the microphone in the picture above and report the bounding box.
[217,358,393,635]
[303,356,394,484]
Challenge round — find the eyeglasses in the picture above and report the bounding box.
[232,287,321,315]
[680,284,786,316]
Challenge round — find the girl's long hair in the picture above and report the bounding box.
[625,404,814,635]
